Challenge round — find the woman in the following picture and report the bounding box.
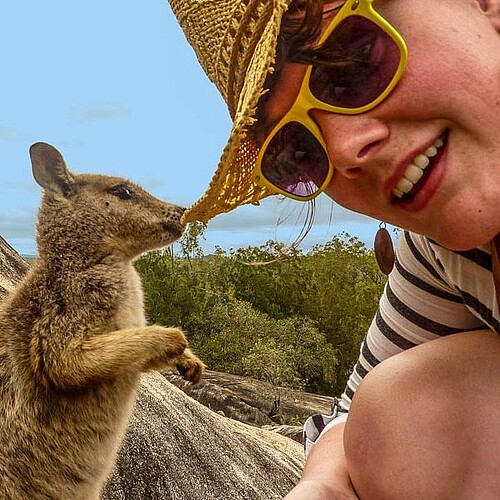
[168,0,500,498]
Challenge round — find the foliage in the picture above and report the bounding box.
[135,224,386,396]
[188,299,338,394]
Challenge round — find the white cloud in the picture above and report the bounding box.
[0,181,39,194]
[71,104,129,122]
[0,125,26,142]
[196,196,381,253]
[206,196,376,232]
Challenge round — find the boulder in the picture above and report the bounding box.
[0,235,30,300]
[163,370,331,440]
[103,372,304,499]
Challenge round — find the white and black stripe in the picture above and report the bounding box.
[305,231,494,450]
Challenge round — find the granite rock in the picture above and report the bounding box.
[102,373,304,499]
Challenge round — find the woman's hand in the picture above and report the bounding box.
[284,423,359,499]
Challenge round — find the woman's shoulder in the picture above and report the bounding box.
[400,231,492,272]
[394,230,449,281]
[402,231,500,333]
[398,231,494,310]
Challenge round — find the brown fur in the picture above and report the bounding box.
[0,143,205,499]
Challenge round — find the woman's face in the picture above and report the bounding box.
[260,0,500,250]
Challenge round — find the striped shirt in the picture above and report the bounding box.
[304,230,497,455]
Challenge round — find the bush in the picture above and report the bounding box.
[188,299,338,393]
[135,230,384,396]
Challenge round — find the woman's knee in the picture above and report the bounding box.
[343,355,453,498]
[343,331,500,499]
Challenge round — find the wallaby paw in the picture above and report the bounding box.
[146,326,189,368]
[176,349,205,384]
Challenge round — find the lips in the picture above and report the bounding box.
[392,131,448,202]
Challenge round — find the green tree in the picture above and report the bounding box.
[135,230,385,396]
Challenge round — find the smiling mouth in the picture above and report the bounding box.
[393,130,449,201]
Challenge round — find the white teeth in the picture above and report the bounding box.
[393,135,446,198]
[413,154,429,169]
[396,177,414,194]
[425,145,438,157]
[405,165,424,183]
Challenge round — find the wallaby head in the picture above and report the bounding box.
[30,142,185,261]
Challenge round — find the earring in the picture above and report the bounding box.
[374,222,395,275]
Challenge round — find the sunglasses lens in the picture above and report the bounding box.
[260,121,329,198]
[310,16,401,108]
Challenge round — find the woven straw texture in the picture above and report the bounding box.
[167,0,293,223]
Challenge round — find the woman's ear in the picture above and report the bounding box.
[479,0,500,31]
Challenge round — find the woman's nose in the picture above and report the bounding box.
[310,109,390,178]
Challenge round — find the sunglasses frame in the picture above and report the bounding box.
[252,0,408,201]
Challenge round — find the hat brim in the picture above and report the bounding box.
[182,0,292,224]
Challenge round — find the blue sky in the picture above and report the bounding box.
[0,0,383,256]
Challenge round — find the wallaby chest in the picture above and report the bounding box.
[113,265,146,329]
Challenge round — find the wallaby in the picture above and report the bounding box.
[0,142,205,499]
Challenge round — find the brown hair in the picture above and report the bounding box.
[255,0,343,134]
[261,0,326,97]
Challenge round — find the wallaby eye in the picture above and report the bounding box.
[108,184,134,200]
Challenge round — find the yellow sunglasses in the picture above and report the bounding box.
[252,0,408,201]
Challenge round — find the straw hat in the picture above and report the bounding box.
[167,0,293,223]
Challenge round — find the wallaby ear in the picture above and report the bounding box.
[29,142,75,197]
